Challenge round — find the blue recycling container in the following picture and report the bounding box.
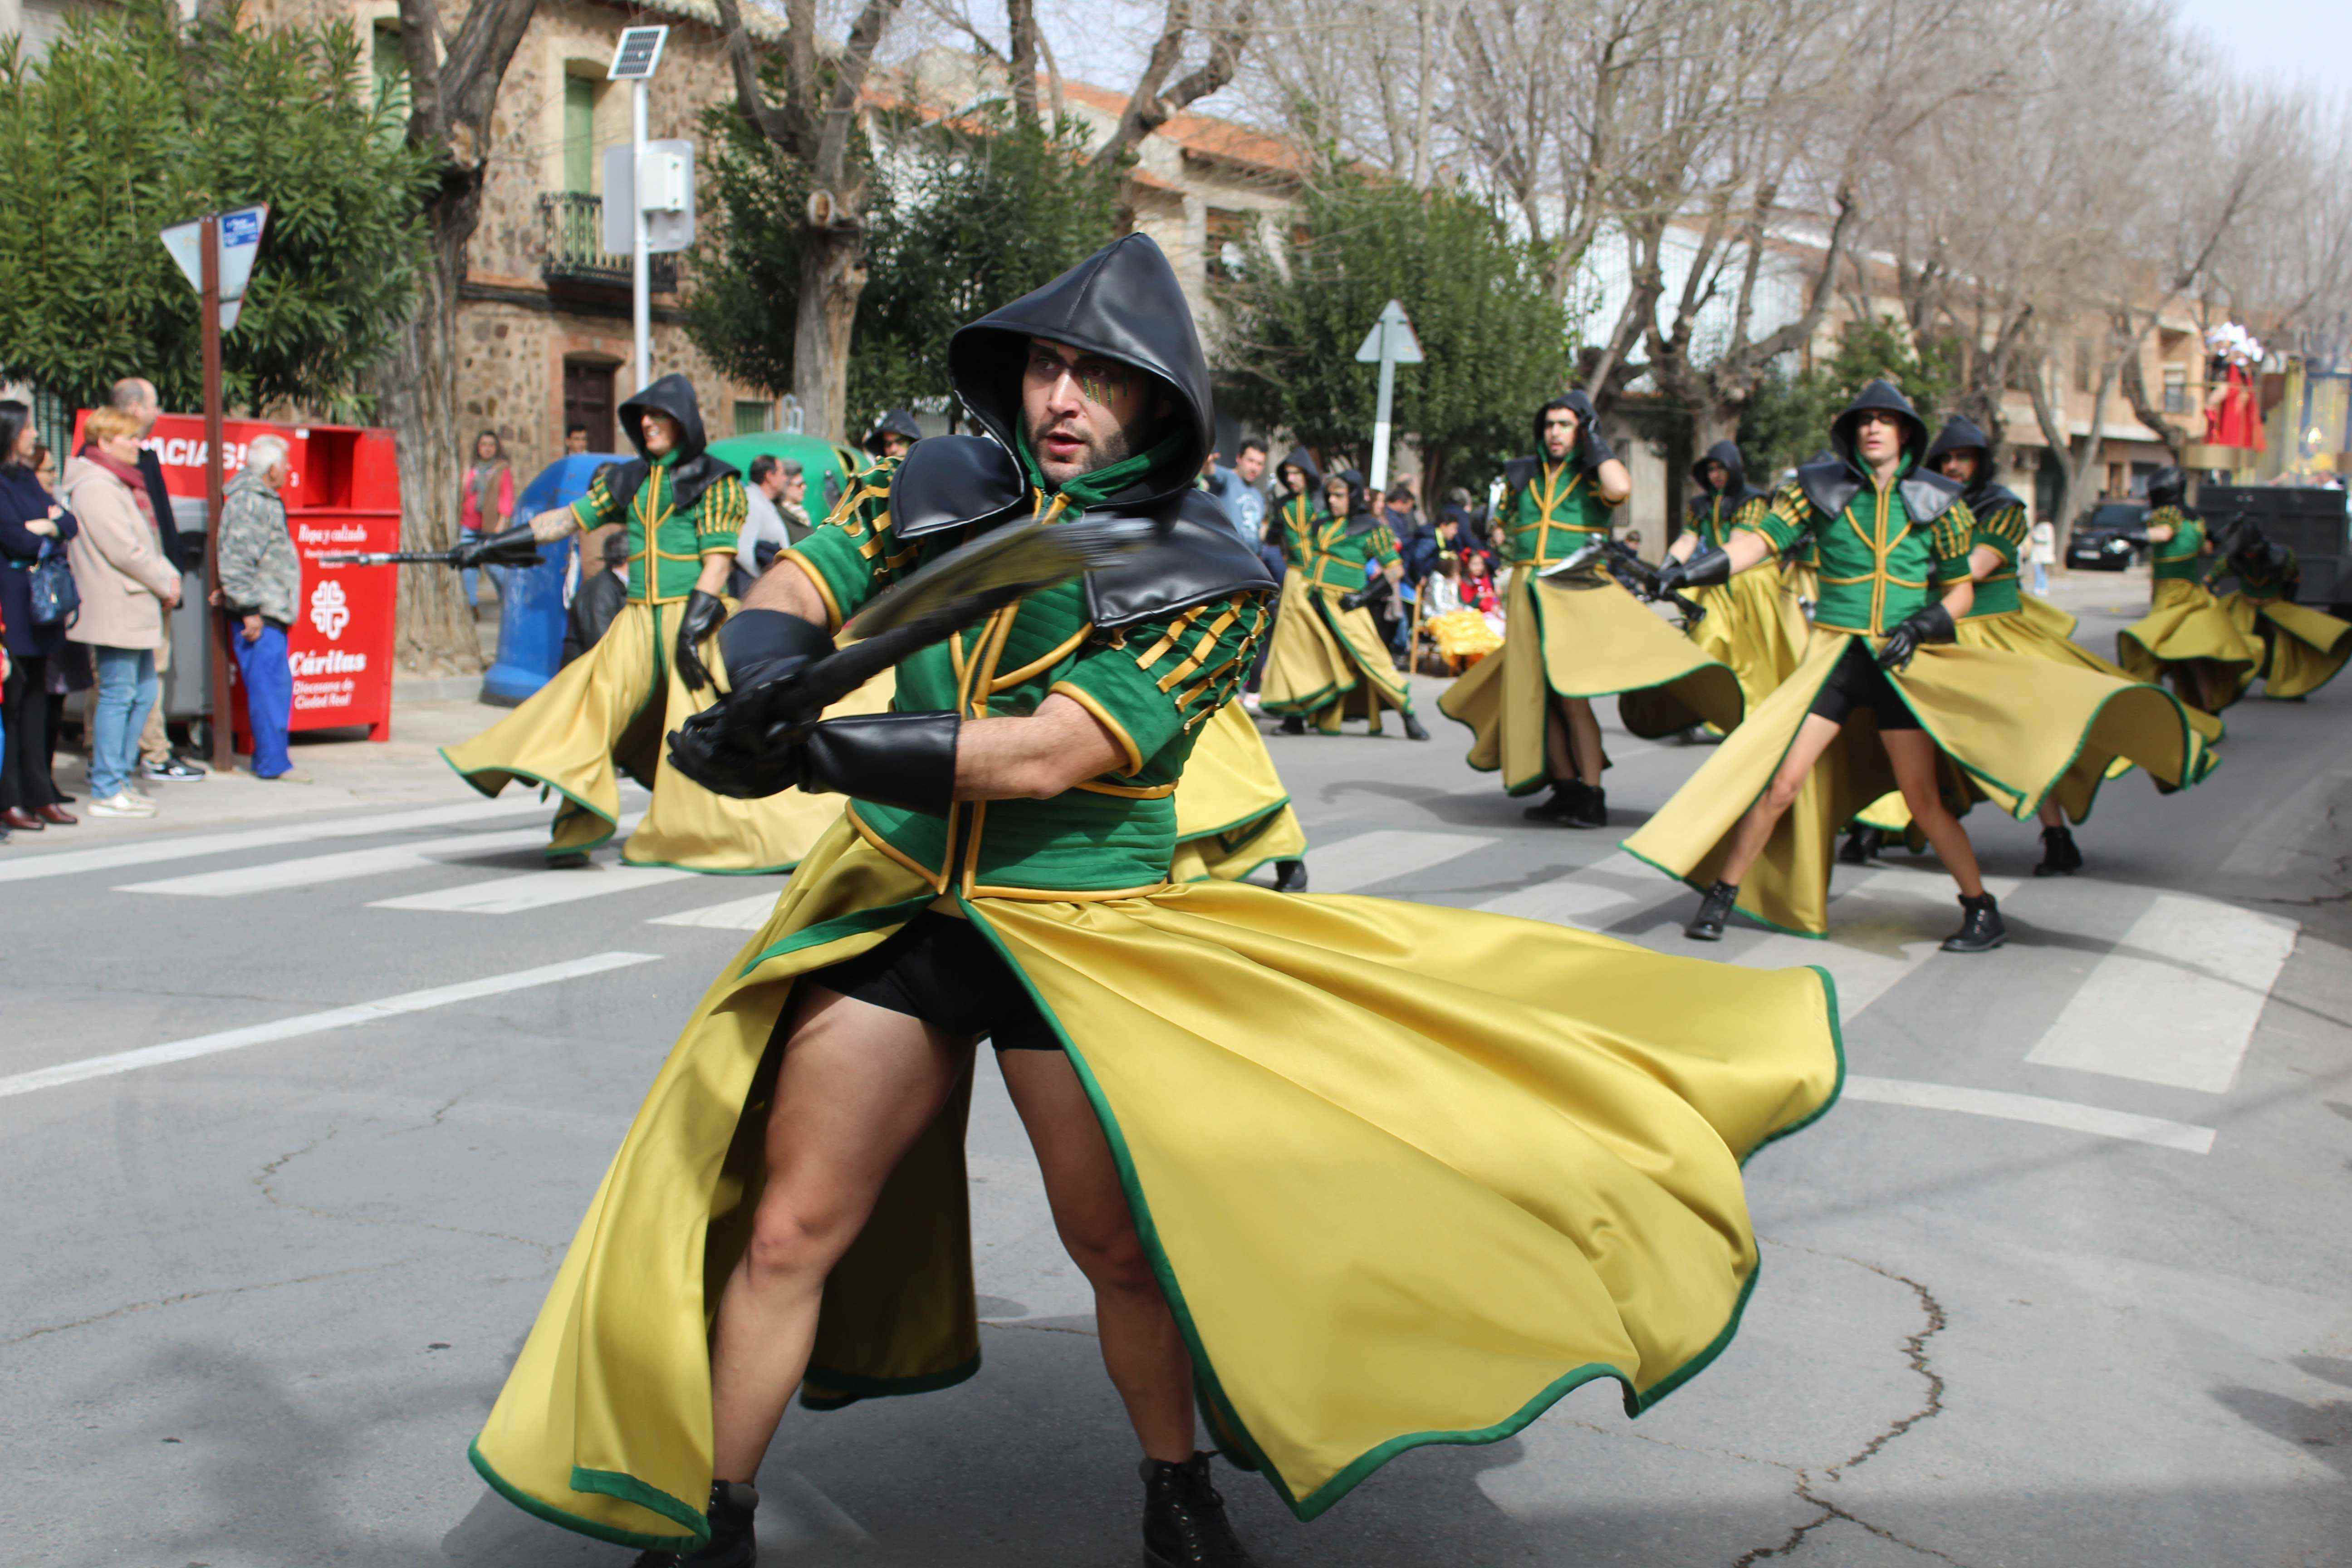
[480,452,622,706]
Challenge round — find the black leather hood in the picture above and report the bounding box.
[1924,415,2021,515]
[1085,492,1277,630]
[612,372,738,513]
[1327,467,1379,534]
[1531,389,1599,451]
[1687,439,1755,514]
[2146,466,2188,511]
[861,407,924,456]
[946,233,1212,514]
[1801,380,1958,524]
[1275,444,1322,497]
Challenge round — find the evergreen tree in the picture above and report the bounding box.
[1739,317,1963,483]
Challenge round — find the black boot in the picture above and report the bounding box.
[1686,880,1738,941]
[632,1481,756,1568]
[2034,825,2082,877]
[1522,784,1576,823]
[1142,1453,1257,1567]
[1838,827,1883,866]
[1566,782,1607,828]
[1277,715,1306,735]
[1940,893,2007,953]
[1401,711,1430,741]
[1272,858,1309,892]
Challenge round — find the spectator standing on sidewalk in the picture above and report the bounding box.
[64,408,180,818]
[459,429,514,609]
[565,424,589,456]
[214,435,306,782]
[733,455,806,585]
[0,401,79,832]
[108,377,206,784]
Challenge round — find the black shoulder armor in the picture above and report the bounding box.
[1086,492,1276,631]
[1500,456,1540,490]
[887,434,1031,540]
[1969,483,2025,518]
[1899,470,1964,524]
[1796,460,1858,522]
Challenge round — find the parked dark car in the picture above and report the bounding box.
[2066,502,2147,570]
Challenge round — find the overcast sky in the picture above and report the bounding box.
[2147,0,2345,90]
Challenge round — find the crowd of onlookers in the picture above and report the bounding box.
[1196,437,1508,679]
[0,377,307,843]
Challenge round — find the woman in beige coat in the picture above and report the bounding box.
[64,407,182,817]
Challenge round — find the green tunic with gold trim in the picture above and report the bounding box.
[1295,510,1401,591]
[1690,490,1770,551]
[1499,458,1619,566]
[1747,466,1976,633]
[1962,494,2029,618]
[568,452,748,604]
[2148,505,2207,583]
[783,463,1270,896]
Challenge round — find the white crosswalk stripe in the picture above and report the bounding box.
[372,862,702,914]
[1310,829,1498,893]
[117,811,649,898]
[2025,893,2298,1093]
[648,892,782,931]
[1475,851,1655,922]
[1733,870,2024,1016]
[0,795,547,885]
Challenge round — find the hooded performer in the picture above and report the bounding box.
[1841,416,2220,877]
[442,375,880,870]
[2207,523,2351,700]
[860,407,924,465]
[2116,467,2262,713]
[466,235,1842,1568]
[1438,393,1743,827]
[1257,464,1431,738]
[1670,440,1807,715]
[1629,381,2207,947]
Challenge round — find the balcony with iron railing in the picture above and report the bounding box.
[539,192,677,299]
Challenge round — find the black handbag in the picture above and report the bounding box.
[22,538,79,627]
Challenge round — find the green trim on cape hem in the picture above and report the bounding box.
[738,894,937,977]
[955,897,1841,1522]
[1616,841,1830,940]
[620,852,803,877]
[440,748,621,858]
[466,1439,702,1554]
[1173,799,1295,846]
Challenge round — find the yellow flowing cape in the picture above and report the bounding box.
[1170,701,1308,882]
[2218,592,2352,700]
[1258,575,1412,730]
[1687,559,1808,716]
[471,819,1843,1550]
[2117,578,2261,713]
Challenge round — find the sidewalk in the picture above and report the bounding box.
[2038,561,2149,615]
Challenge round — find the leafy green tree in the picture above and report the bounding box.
[0,1,435,414]
[1214,174,1578,500]
[687,103,1123,437]
[1738,316,1964,482]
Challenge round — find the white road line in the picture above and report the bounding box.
[648,892,782,931]
[1843,1074,2215,1155]
[1735,871,2023,1015]
[1311,829,1498,894]
[0,796,548,885]
[2025,894,2298,1093]
[371,862,701,914]
[116,827,553,896]
[1475,852,1656,923]
[0,952,662,1101]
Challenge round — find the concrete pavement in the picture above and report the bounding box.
[3,586,2347,1567]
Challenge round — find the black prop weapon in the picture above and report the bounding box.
[322,536,546,571]
[1538,538,1706,627]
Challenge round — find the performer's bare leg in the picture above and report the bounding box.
[1562,697,1605,785]
[1880,729,1985,898]
[1544,700,1575,781]
[1716,712,1847,886]
[1000,1048,1196,1462]
[709,988,972,1482]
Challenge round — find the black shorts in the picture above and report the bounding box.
[798,912,1062,1051]
[1806,638,1921,730]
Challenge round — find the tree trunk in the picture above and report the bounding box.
[377,206,480,673]
[1690,400,1740,453]
[793,228,868,445]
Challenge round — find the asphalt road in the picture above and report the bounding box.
[5,595,2348,1568]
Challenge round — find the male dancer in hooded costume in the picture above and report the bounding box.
[1670,440,1807,715]
[2116,467,2262,712]
[860,408,923,466]
[2208,523,2352,699]
[466,235,1842,1567]
[442,375,877,871]
[1627,382,2205,946]
[1841,416,2220,876]
[1439,393,1743,826]
[1257,466,1431,738]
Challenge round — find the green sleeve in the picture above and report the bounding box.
[1281,504,1313,570]
[1753,482,1813,554]
[778,464,906,630]
[1730,494,1772,540]
[1974,501,2029,566]
[1933,499,1976,583]
[1052,593,1272,775]
[1368,522,1400,568]
[695,475,747,555]
[568,467,624,530]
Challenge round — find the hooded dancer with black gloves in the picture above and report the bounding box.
[1629,382,2209,946]
[1257,466,1427,738]
[1440,392,1743,827]
[466,235,1842,1568]
[1841,416,2220,877]
[442,375,881,870]
[1671,440,1807,716]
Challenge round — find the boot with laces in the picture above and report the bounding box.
[1686,880,1739,941]
[1940,892,2007,953]
[1142,1453,1257,1567]
[631,1481,757,1568]
[2033,825,2082,877]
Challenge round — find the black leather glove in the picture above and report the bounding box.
[673,589,729,693]
[1580,422,1618,471]
[1875,602,1955,672]
[1338,587,1372,611]
[669,706,960,814]
[715,608,833,693]
[451,523,540,570]
[1656,544,1731,596]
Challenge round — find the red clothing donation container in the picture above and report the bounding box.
[78,412,405,745]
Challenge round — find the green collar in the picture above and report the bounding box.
[1014,426,1189,509]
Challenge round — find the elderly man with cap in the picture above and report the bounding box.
[466,234,1841,1568]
